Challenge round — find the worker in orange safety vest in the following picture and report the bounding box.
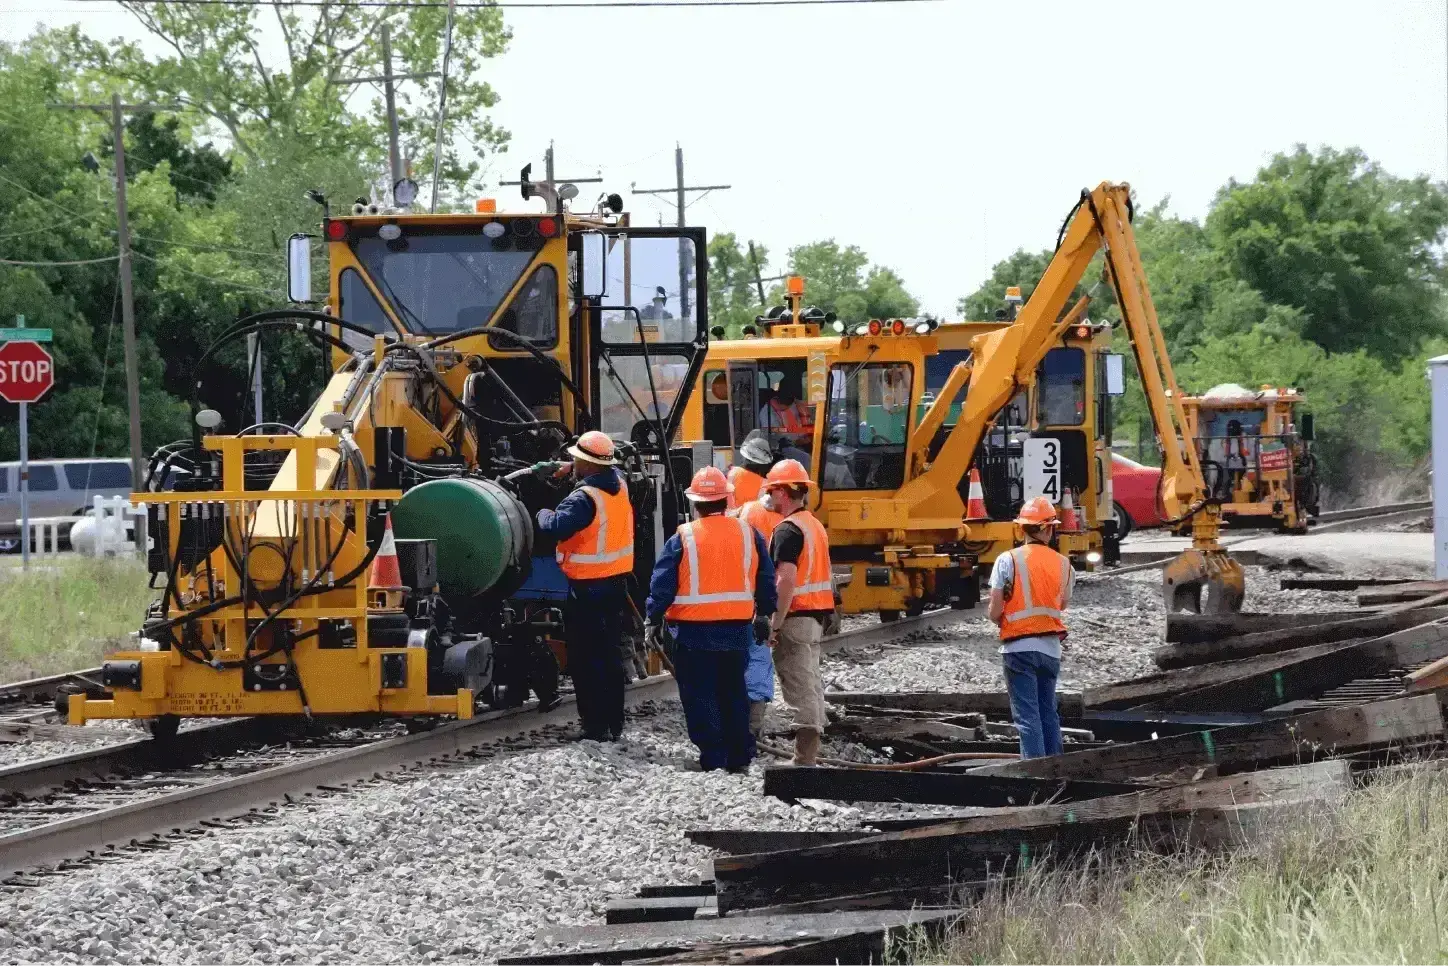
[986,495,1075,759]
[535,431,635,741]
[645,467,777,772]
[761,459,834,765]
[732,468,787,738]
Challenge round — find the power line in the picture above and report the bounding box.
[0,214,92,241]
[0,172,94,223]
[131,250,282,296]
[0,255,121,266]
[47,0,939,7]
[133,235,276,259]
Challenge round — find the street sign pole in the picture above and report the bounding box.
[18,401,28,570]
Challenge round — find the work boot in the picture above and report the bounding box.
[749,700,769,737]
[793,728,821,766]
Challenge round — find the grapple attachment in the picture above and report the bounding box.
[1162,548,1245,614]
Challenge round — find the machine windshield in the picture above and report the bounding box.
[352,233,544,336]
[1038,347,1086,426]
[822,362,911,490]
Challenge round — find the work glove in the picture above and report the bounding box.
[752,615,773,644]
[532,460,570,480]
[644,621,665,653]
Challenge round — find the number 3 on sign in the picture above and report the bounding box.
[1024,438,1061,503]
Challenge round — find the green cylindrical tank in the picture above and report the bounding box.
[391,477,533,598]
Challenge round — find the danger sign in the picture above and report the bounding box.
[0,340,55,404]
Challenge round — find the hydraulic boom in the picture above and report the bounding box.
[904,182,1244,613]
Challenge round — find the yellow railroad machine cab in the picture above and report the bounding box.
[1180,385,1319,532]
[928,308,1124,570]
[682,308,976,619]
[71,168,712,733]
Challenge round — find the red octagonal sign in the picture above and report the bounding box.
[0,340,55,404]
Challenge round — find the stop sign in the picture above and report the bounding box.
[0,341,55,404]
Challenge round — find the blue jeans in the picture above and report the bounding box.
[673,646,755,771]
[1003,651,1063,759]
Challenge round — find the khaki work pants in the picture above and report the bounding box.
[774,615,826,734]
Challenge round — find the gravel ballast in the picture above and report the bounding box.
[0,563,1381,963]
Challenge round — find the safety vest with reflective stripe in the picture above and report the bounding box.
[727,466,765,510]
[556,481,635,580]
[665,514,758,622]
[735,498,784,542]
[1000,543,1070,641]
[783,510,834,612]
[769,398,813,434]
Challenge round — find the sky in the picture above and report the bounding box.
[3,0,1448,315]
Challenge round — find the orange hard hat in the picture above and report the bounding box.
[762,458,814,490]
[567,430,617,465]
[1015,495,1058,526]
[685,466,732,503]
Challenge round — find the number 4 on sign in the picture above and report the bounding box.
[1024,438,1062,503]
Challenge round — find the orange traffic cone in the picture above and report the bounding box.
[1059,488,1081,533]
[965,468,989,521]
[369,513,406,593]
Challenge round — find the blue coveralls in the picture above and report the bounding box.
[537,469,631,740]
[646,523,777,771]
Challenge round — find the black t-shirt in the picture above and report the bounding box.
[770,514,832,618]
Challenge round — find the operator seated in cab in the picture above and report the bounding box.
[758,372,814,464]
[987,496,1075,760]
[534,431,635,742]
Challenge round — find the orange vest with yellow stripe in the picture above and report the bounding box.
[665,514,758,622]
[556,479,635,580]
[1000,543,1070,641]
[734,498,784,542]
[727,466,765,510]
[783,510,834,612]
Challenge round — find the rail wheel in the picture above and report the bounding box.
[147,714,180,741]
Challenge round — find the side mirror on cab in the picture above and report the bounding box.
[287,233,313,303]
[1105,354,1126,396]
[578,232,607,299]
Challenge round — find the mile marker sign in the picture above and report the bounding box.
[0,340,55,404]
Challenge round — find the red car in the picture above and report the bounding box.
[1111,453,1164,537]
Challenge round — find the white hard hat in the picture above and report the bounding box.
[739,435,773,465]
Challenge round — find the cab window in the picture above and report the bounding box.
[338,268,393,335]
[1038,347,1086,426]
[702,368,731,447]
[599,353,691,441]
[489,264,559,350]
[821,362,910,491]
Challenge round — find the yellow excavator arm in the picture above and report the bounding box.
[907,182,1243,613]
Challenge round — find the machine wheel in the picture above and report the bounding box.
[905,601,927,618]
[879,610,902,623]
[147,714,180,741]
[1112,502,1134,541]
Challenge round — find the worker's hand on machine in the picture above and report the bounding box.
[532,460,571,480]
[752,615,773,645]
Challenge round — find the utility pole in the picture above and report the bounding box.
[499,142,602,200]
[110,94,143,489]
[53,97,180,487]
[335,27,438,201]
[748,241,767,305]
[631,145,730,323]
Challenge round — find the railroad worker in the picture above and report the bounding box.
[645,467,777,772]
[535,430,635,741]
[758,373,814,463]
[733,481,787,737]
[761,459,834,766]
[727,433,774,510]
[987,495,1075,760]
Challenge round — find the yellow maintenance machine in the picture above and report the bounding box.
[681,281,1123,620]
[1181,384,1319,532]
[928,303,1122,569]
[68,168,711,733]
[685,183,1242,618]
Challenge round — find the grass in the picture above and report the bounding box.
[0,556,155,681]
[904,767,1448,965]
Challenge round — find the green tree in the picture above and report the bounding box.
[707,233,768,338]
[781,240,919,324]
[1207,145,1448,359]
[956,249,1052,320]
[62,0,511,200]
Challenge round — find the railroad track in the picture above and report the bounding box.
[0,608,963,882]
[0,667,105,728]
